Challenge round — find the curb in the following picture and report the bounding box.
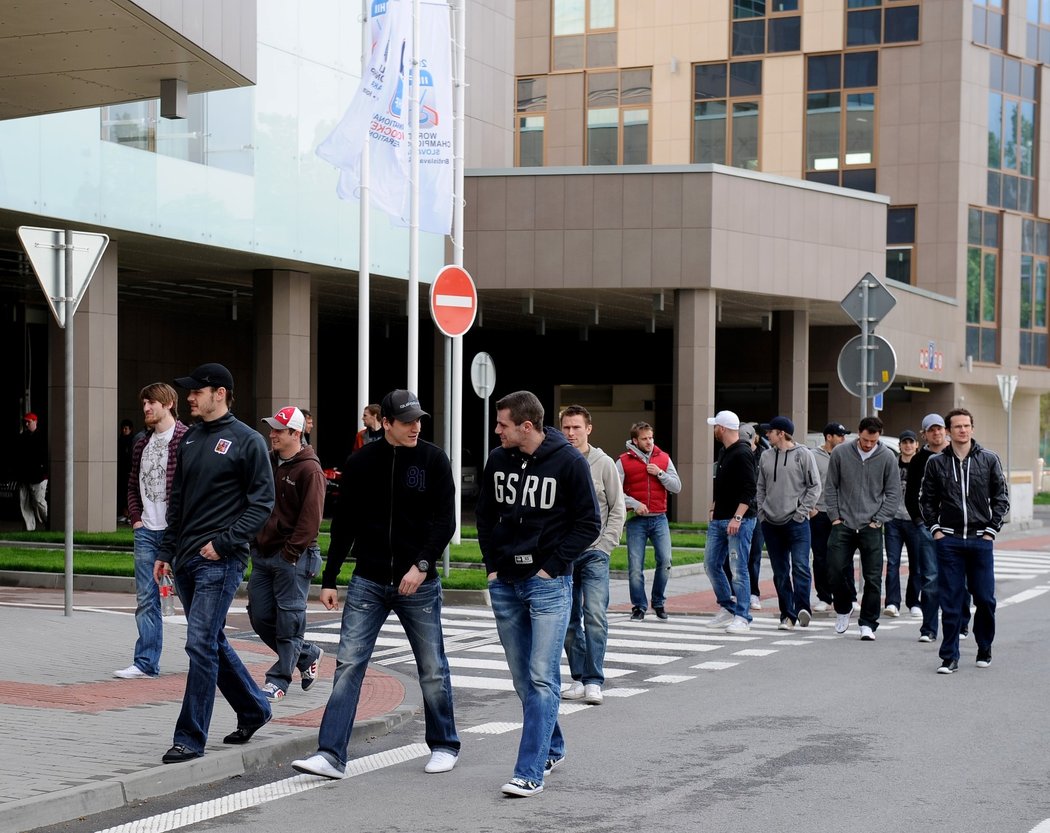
[0,666,423,833]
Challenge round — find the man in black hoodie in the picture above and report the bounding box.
[477,390,600,798]
[155,363,274,764]
[292,390,460,780]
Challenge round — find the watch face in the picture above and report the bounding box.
[417,561,430,572]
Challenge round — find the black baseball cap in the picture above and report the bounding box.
[174,362,234,391]
[381,389,429,422]
[899,429,918,442]
[823,422,847,437]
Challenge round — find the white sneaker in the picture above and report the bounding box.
[814,601,829,613]
[859,625,876,641]
[583,684,603,705]
[113,665,150,679]
[910,606,923,618]
[262,682,285,702]
[750,594,762,610]
[797,609,811,628]
[835,613,850,634]
[425,750,458,773]
[852,601,861,613]
[706,609,735,629]
[778,618,794,631]
[883,604,899,617]
[561,681,585,700]
[292,753,345,780]
[725,616,750,634]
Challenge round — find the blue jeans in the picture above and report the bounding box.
[247,546,324,692]
[884,518,922,609]
[132,527,165,677]
[625,514,672,610]
[936,535,995,662]
[489,574,571,783]
[172,555,271,754]
[564,550,610,686]
[315,575,459,769]
[915,523,940,638]
[705,518,754,621]
[761,519,812,624]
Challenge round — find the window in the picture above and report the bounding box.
[973,0,1004,50]
[515,77,547,166]
[967,208,1000,364]
[1021,218,1050,366]
[732,1,801,56]
[988,56,1037,214]
[886,206,916,284]
[805,52,878,191]
[692,61,762,169]
[586,68,652,165]
[846,0,920,46]
[1026,0,1050,64]
[553,0,616,70]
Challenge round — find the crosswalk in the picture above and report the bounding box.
[991,548,1050,581]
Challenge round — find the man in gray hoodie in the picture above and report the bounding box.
[560,405,626,705]
[823,416,900,640]
[756,416,821,631]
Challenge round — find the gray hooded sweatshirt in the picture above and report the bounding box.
[823,439,901,529]
[756,444,822,525]
[584,445,627,554]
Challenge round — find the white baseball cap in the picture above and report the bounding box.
[262,406,305,432]
[706,410,740,430]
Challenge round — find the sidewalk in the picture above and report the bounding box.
[1,517,1047,833]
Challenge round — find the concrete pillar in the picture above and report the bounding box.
[48,241,119,531]
[775,309,810,434]
[672,288,717,522]
[309,292,319,449]
[254,270,312,425]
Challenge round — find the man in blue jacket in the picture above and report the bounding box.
[155,363,275,763]
[476,390,600,798]
[292,390,460,780]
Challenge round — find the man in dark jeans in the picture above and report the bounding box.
[809,423,847,612]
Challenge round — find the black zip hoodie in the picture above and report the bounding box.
[159,411,275,573]
[476,427,601,580]
[920,439,1009,539]
[322,437,455,587]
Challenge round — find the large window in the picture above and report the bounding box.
[1021,218,1050,366]
[805,52,878,191]
[515,77,547,166]
[732,0,802,56]
[846,0,920,46]
[988,56,1037,214]
[553,0,616,71]
[1026,1,1050,62]
[692,61,761,169]
[973,0,1004,50]
[886,206,916,284]
[967,208,1000,364]
[586,69,652,165]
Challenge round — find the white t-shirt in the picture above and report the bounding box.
[139,425,175,530]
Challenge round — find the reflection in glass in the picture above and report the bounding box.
[732,20,765,55]
[1021,255,1033,329]
[845,93,875,165]
[518,116,544,167]
[1020,101,1035,177]
[621,69,653,105]
[886,248,913,284]
[587,108,618,165]
[966,248,982,323]
[983,252,998,324]
[696,64,728,100]
[846,10,881,46]
[553,35,585,70]
[587,33,617,67]
[987,94,1002,169]
[554,0,585,35]
[806,92,841,170]
[885,7,920,42]
[1036,261,1048,328]
[732,102,760,169]
[590,0,615,28]
[844,51,878,88]
[730,62,762,97]
[768,16,801,52]
[694,101,727,164]
[623,109,649,165]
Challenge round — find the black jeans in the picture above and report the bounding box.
[827,523,884,630]
[808,511,835,604]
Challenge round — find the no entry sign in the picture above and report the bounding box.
[430,265,478,338]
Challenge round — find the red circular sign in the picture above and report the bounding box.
[429,265,478,337]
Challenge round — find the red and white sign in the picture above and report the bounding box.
[429,265,478,338]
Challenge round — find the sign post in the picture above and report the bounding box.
[839,272,897,417]
[471,351,496,461]
[997,373,1019,507]
[18,227,110,617]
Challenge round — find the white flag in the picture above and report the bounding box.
[317,0,454,236]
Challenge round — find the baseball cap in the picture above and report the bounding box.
[706,410,740,430]
[899,429,918,442]
[823,422,847,437]
[262,406,305,432]
[24,412,38,422]
[767,416,795,434]
[738,423,756,443]
[381,389,429,423]
[174,362,234,391]
[921,413,945,431]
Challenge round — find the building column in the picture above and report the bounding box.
[48,241,119,531]
[309,292,319,449]
[254,270,312,424]
[775,310,810,435]
[672,288,717,522]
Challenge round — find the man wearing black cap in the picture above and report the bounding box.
[293,390,460,780]
[154,363,275,764]
[810,422,847,612]
[883,429,921,618]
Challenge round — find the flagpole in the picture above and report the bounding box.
[359,0,371,423]
[450,0,466,545]
[406,0,421,392]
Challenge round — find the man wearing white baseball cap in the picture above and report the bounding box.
[247,406,327,704]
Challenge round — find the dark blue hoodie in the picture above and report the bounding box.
[476,427,601,580]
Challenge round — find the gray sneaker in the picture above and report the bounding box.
[706,609,734,629]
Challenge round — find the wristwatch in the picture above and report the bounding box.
[732,514,744,522]
[416,559,430,573]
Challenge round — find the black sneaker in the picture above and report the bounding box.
[937,658,959,675]
[653,606,668,620]
[502,777,544,797]
[630,607,644,621]
[544,755,565,774]
[976,650,992,668]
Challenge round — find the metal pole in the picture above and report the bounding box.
[406,0,421,392]
[358,0,371,424]
[450,0,466,547]
[860,278,871,418]
[1007,396,1013,505]
[63,230,74,617]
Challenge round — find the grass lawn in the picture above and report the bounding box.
[1034,492,1050,505]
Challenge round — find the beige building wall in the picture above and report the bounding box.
[467,0,516,168]
[802,0,845,53]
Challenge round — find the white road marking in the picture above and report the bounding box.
[692,661,739,670]
[1000,585,1050,607]
[463,722,521,734]
[732,648,778,657]
[644,674,696,683]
